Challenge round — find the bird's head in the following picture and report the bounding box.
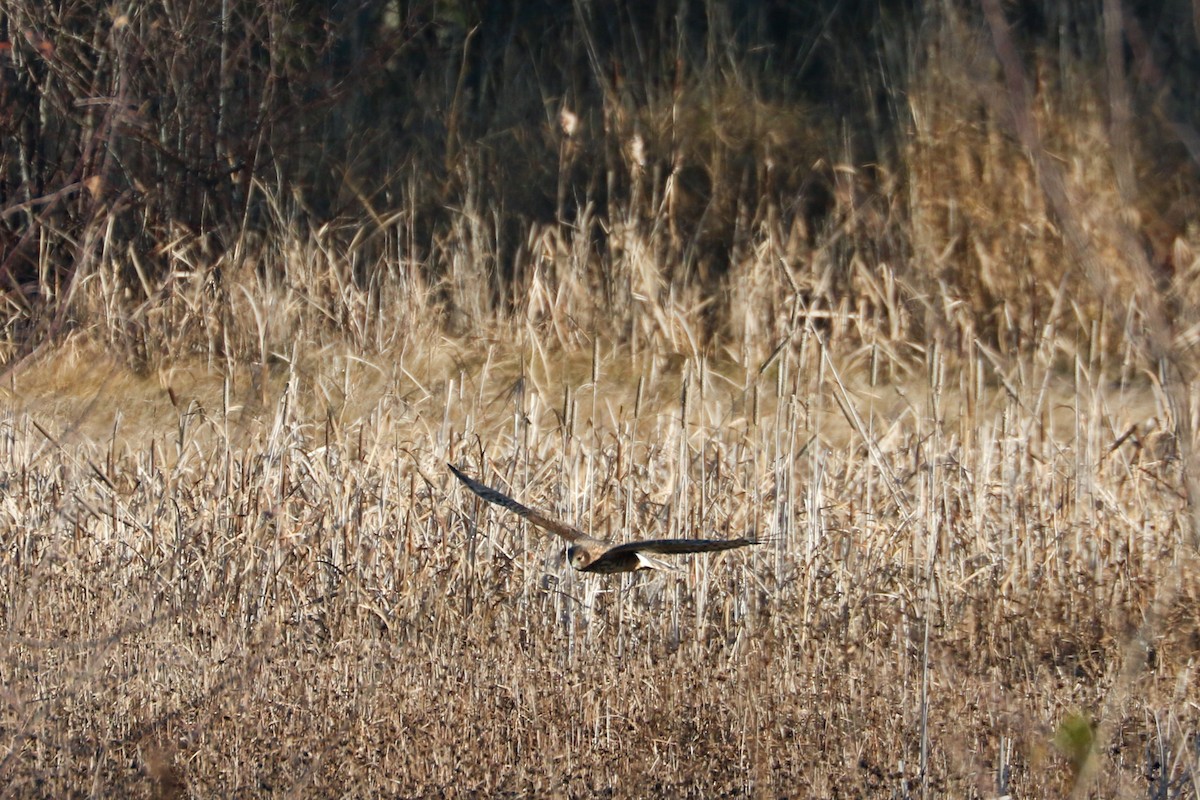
[566,545,595,571]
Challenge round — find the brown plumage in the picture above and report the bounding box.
[448,463,760,573]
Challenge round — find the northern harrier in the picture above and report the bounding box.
[448,463,760,573]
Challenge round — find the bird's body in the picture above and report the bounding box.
[448,463,759,573]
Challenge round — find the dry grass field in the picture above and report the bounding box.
[2,2,1200,798]
[1,229,1198,797]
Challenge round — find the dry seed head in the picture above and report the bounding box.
[629,133,646,169]
[559,108,579,138]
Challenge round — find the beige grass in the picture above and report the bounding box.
[0,309,1193,796]
[2,9,1200,794]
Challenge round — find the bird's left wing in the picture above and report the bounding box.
[448,463,590,544]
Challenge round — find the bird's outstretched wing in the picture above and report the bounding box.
[448,463,591,544]
[604,537,761,556]
[582,538,759,573]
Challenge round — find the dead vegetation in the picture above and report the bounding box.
[1,1,1200,797]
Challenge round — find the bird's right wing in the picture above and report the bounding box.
[448,463,590,544]
[608,537,761,556]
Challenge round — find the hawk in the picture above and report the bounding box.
[448,463,760,573]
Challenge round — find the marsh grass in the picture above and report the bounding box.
[0,266,1195,796]
[2,2,1200,797]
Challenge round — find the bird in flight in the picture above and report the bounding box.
[448,463,760,573]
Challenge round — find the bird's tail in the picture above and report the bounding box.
[635,552,682,572]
